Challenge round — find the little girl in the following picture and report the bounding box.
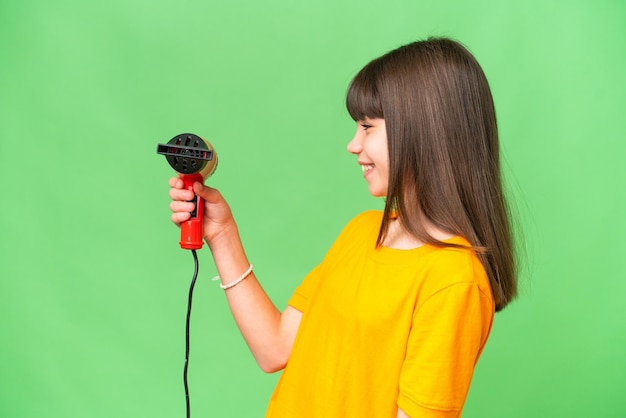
[169,37,517,417]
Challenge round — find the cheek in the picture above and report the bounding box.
[371,137,389,162]
[378,148,390,176]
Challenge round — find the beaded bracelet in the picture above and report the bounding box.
[212,264,254,290]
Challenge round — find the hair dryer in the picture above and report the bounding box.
[157,133,218,250]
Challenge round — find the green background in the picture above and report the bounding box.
[1,0,625,417]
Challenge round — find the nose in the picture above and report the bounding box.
[347,131,363,154]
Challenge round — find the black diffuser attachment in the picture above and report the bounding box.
[157,133,215,175]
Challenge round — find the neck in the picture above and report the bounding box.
[382,218,455,250]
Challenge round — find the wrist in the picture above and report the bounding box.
[214,263,254,290]
[206,217,236,243]
[206,220,246,262]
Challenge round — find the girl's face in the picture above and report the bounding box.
[347,118,389,197]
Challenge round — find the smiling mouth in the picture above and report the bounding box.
[361,164,374,173]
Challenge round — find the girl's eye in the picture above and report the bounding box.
[361,124,372,131]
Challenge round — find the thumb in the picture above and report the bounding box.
[193,182,222,204]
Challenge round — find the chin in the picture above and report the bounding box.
[369,187,387,198]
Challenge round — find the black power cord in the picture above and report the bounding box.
[184,249,200,418]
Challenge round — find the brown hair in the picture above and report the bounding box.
[346,37,517,311]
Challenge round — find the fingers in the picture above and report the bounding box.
[169,177,218,203]
[169,176,196,226]
[168,177,193,200]
[171,211,191,226]
[170,199,196,213]
[167,178,231,228]
[169,199,194,226]
[168,176,184,189]
[169,184,195,202]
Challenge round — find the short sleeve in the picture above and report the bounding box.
[288,263,323,313]
[398,282,494,417]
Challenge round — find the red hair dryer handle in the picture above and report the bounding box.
[179,173,205,250]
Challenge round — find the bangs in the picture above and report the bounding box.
[346,63,384,121]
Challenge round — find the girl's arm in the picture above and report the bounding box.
[169,178,301,372]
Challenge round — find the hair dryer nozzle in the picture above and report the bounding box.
[156,133,218,177]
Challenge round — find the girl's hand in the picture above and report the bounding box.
[168,177,236,246]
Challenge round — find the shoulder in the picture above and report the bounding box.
[324,211,382,255]
[420,237,493,299]
[344,210,383,232]
[337,210,383,241]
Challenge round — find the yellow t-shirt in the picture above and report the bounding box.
[266,211,495,417]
